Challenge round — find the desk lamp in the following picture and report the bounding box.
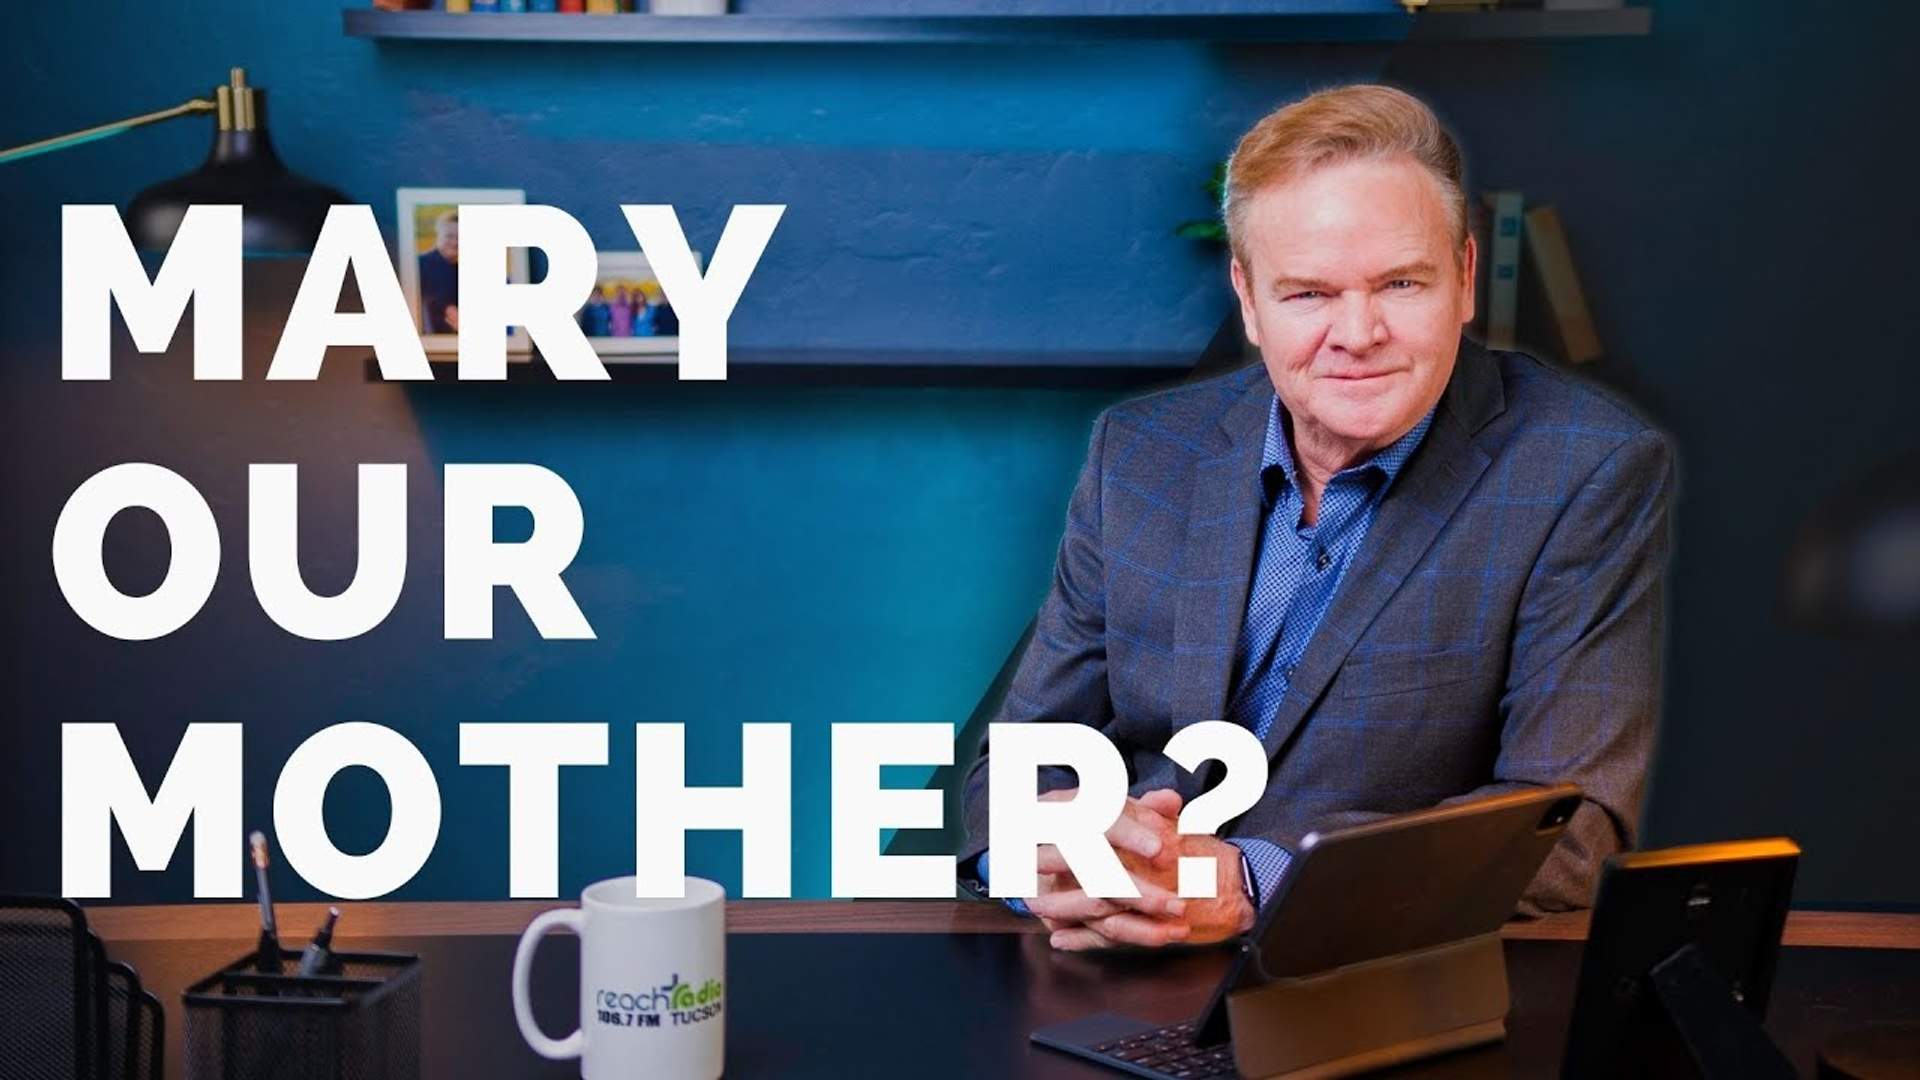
[0,68,346,254]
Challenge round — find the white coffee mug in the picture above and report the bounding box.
[512,876,726,1079]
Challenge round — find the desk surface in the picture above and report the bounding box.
[93,902,1920,1079]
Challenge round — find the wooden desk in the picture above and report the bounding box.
[84,900,1920,948]
[90,902,1920,1079]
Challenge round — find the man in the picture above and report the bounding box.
[959,84,1675,952]
[418,210,460,334]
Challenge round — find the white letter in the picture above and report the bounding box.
[62,204,241,380]
[634,723,790,898]
[985,723,1135,899]
[274,722,441,900]
[459,723,608,897]
[620,204,783,381]
[53,463,219,640]
[62,723,241,898]
[443,464,594,640]
[250,463,408,640]
[831,723,954,898]
[456,204,606,381]
[269,205,432,380]
[1161,721,1268,898]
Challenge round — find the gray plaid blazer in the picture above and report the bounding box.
[959,337,1676,914]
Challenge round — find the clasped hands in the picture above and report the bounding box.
[1024,788,1257,952]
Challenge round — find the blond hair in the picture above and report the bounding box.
[1224,84,1467,266]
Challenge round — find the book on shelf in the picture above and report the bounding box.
[1469,197,1491,342]
[1522,205,1604,364]
[1480,190,1525,351]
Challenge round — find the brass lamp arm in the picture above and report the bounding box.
[0,98,218,166]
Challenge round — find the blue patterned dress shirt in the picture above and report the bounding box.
[1228,396,1435,906]
[985,395,1437,916]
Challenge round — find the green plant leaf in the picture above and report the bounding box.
[1176,219,1227,242]
[1174,157,1232,244]
[1206,159,1229,202]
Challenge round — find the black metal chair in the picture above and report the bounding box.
[0,897,161,1080]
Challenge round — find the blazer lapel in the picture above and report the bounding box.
[1256,338,1507,760]
[1171,368,1272,737]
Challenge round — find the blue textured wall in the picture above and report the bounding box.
[1380,0,1920,907]
[6,1,1918,908]
[0,2,1388,902]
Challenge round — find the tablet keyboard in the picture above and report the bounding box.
[1087,1019,1238,1079]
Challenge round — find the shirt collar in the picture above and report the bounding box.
[1260,395,1436,506]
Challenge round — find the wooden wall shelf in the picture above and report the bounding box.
[342,8,1653,46]
[363,348,1201,388]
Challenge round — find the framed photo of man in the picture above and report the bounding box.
[576,250,697,359]
[394,186,532,357]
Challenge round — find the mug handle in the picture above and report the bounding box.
[512,908,585,1060]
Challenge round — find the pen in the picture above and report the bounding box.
[250,830,281,973]
[295,907,342,978]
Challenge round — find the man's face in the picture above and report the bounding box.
[436,217,459,261]
[1229,155,1474,458]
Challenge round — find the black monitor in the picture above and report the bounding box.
[1562,837,1801,1079]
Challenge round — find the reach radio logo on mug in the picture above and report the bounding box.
[594,973,727,1030]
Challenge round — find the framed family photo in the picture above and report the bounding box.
[576,250,697,358]
[394,186,532,356]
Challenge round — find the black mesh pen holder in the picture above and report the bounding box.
[183,948,421,1080]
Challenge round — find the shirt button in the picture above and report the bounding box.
[1315,548,1331,572]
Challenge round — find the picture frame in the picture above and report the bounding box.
[577,250,698,359]
[394,186,532,357]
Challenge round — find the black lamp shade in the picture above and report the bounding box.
[126,95,346,256]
